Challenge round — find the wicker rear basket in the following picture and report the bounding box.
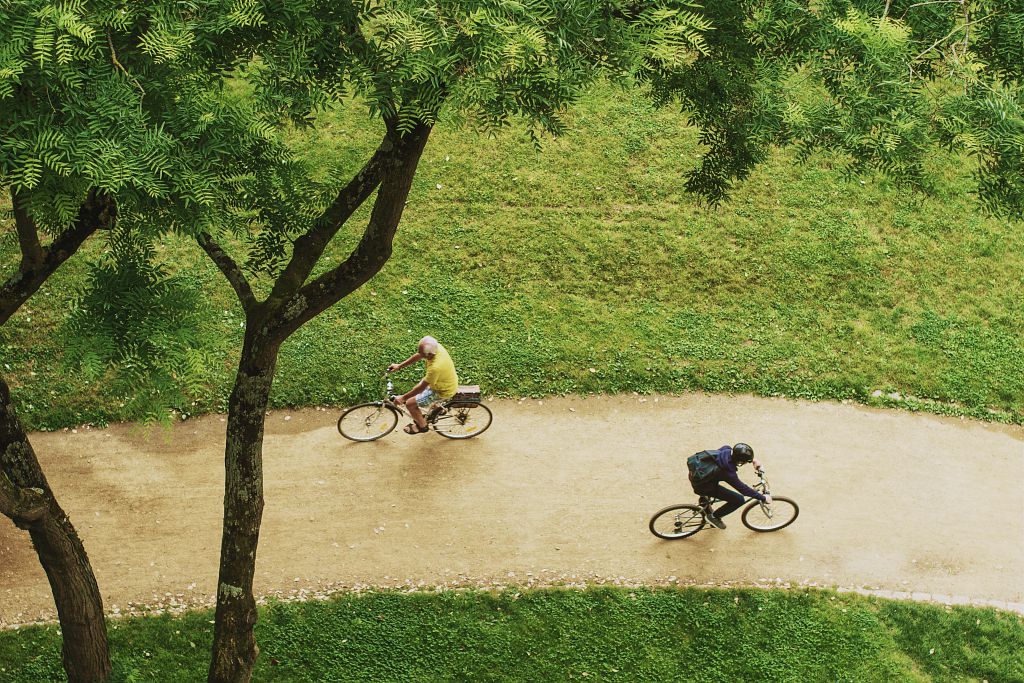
[452,385,482,403]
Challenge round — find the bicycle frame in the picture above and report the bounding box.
[695,469,779,522]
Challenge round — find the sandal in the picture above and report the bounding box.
[403,422,429,435]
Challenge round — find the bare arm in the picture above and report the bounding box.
[388,352,424,374]
[395,379,429,404]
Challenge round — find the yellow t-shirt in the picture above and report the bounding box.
[424,343,458,399]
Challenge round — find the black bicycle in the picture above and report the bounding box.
[648,468,799,539]
[337,377,493,441]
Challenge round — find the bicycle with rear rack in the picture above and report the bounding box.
[648,467,798,539]
[337,376,492,441]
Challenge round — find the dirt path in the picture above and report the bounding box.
[2,394,1022,627]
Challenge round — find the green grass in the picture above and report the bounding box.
[1,82,1022,428]
[1,588,1021,682]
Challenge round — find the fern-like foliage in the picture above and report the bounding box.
[193,0,1019,220]
[974,1,1024,83]
[249,1,711,139]
[0,0,289,229]
[793,9,933,186]
[61,226,214,423]
[3,0,1022,239]
[937,83,1024,217]
[1,1,296,425]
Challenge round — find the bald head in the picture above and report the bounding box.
[418,336,438,358]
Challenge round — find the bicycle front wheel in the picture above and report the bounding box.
[433,402,493,439]
[337,403,399,442]
[741,496,799,532]
[649,504,706,540]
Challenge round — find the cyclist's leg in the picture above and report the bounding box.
[407,388,435,428]
[702,483,745,518]
[690,484,718,513]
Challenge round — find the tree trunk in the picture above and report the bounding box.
[204,123,432,683]
[207,333,278,683]
[0,377,111,682]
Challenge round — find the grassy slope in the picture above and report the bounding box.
[1,85,1022,429]
[1,588,1022,682]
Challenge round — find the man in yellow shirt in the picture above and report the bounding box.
[387,336,459,434]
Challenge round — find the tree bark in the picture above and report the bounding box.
[0,377,111,682]
[0,189,115,325]
[205,123,432,683]
[273,123,433,338]
[0,190,115,682]
[207,331,277,683]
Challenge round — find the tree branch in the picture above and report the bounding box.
[899,0,963,18]
[107,28,145,98]
[908,12,992,79]
[197,232,258,314]
[263,134,396,308]
[270,123,433,339]
[0,374,50,517]
[10,189,43,269]
[0,189,115,326]
[961,1,970,62]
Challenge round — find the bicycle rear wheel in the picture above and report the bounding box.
[741,496,799,532]
[337,402,399,441]
[433,402,492,439]
[649,504,706,539]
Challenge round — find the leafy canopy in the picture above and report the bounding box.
[0,0,279,230]
[4,1,1023,411]
[0,1,293,416]
[232,0,1024,236]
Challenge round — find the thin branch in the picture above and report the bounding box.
[961,0,970,62]
[911,23,968,64]
[908,11,993,81]
[915,9,992,63]
[107,28,145,97]
[899,0,963,19]
[197,232,258,314]
[10,189,43,269]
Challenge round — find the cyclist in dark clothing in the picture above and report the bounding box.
[691,443,771,530]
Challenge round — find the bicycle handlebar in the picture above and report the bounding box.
[754,469,772,498]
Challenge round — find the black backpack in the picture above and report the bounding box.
[687,450,722,487]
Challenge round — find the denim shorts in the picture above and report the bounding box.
[415,388,437,407]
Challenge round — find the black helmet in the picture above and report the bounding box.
[732,443,754,464]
